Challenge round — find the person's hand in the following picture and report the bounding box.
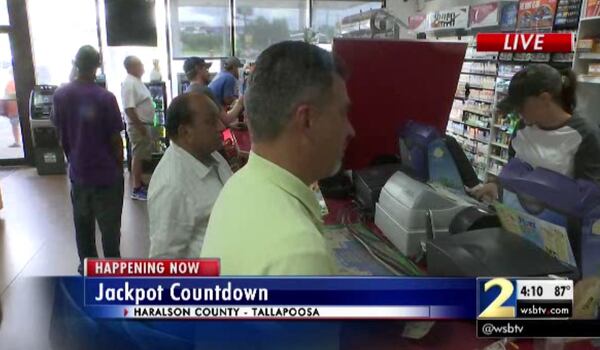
[466,183,499,203]
[573,277,600,319]
[136,123,148,137]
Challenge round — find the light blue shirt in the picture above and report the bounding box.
[208,71,238,106]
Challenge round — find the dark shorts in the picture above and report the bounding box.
[6,115,19,126]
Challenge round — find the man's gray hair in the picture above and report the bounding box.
[123,56,139,72]
[245,41,346,142]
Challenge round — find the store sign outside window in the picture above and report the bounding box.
[470,2,500,28]
[500,2,519,31]
[427,6,469,31]
[516,0,558,30]
[586,0,600,18]
[408,13,428,32]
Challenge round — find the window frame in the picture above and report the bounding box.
[169,0,385,59]
[169,0,234,59]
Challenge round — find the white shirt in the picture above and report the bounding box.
[148,142,233,258]
[512,123,581,178]
[121,74,154,124]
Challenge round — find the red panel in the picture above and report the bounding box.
[333,38,467,170]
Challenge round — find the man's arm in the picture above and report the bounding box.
[222,96,244,125]
[50,94,69,155]
[107,94,125,164]
[110,133,124,165]
[574,127,600,186]
[149,186,203,258]
[222,76,238,106]
[122,82,148,136]
[125,108,148,136]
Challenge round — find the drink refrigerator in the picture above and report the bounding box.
[125,82,168,172]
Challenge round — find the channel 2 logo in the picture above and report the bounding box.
[478,278,517,319]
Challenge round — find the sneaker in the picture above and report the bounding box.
[131,187,147,201]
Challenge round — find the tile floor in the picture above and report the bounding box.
[0,118,24,160]
[0,167,148,349]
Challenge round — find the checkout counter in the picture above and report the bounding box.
[368,122,598,280]
[328,39,596,281]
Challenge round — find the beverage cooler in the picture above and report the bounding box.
[125,82,168,172]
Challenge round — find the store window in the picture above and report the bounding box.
[170,0,232,58]
[0,33,24,159]
[312,0,382,44]
[0,0,8,25]
[28,0,99,85]
[235,0,308,60]
[98,0,170,108]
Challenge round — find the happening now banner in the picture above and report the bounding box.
[80,259,476,320]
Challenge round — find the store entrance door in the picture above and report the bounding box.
[0,32,24,161]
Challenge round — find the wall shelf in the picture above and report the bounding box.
[581,16,600,22]
[447,131,489,144]
[492,142,509,149]
[578,75,600,84]
[467,85,496,91]
[490,155,508,164]
[469,97,494,104]
[464,57,497,61]
[578,53,600,60]
[461,71,497,77]
[463,108,492,118]
[449,119,491,130]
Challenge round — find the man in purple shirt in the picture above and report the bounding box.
[52,45,124,274]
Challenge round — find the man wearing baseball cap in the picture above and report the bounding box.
[183,56,244,126]
[183,56,213,96]
[208,56,243,108]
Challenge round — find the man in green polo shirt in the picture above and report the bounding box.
[201,41,355,275]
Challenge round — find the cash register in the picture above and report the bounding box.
[371,122,583,278]
[375,170,484,257]
[29,85,66,175]
[425,159,594,279]
[373,121,496,257]
[354,121,473,214]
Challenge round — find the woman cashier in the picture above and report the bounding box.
[471,63,600,202]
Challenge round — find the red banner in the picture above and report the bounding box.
[477,33,573,52]
[86,259,221,277]
[517,0,558,29]
[587,0,600,17]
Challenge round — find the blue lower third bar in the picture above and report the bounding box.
[82,277,477,319]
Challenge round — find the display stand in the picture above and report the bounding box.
[441,0,580,182]
[447,36,497,182]
[573,0,600,127]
